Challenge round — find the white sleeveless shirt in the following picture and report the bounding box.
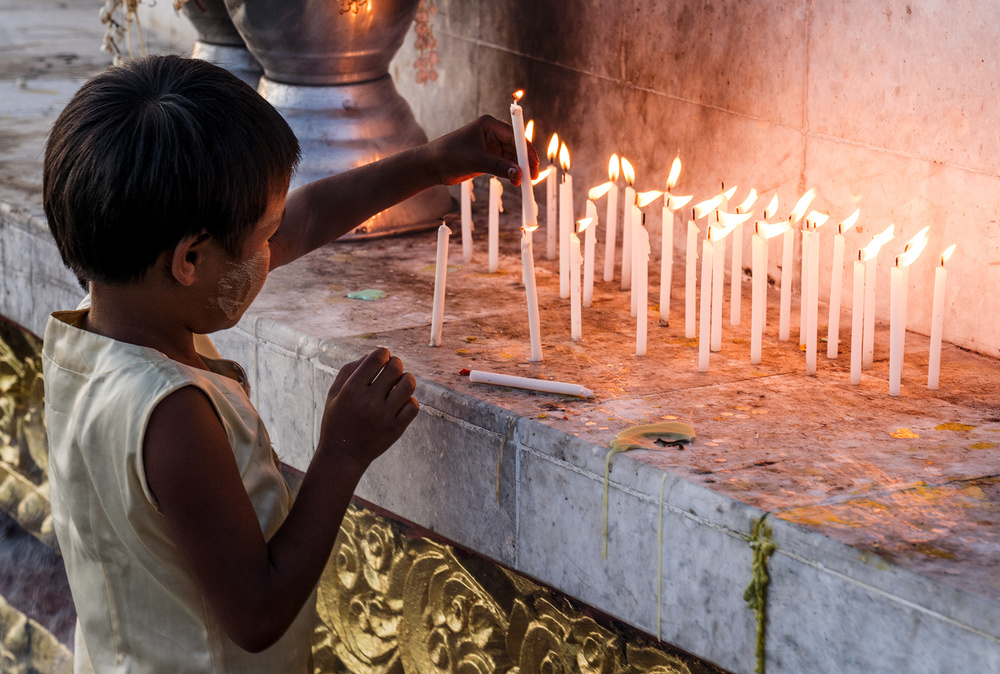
[43,309,314,673]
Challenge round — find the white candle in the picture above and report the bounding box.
[685,217,699,339]
[803,212,829,375]
[631,203,641,316]
[509,91,537,230]
[488,177,503,273]
[888,226,929,396]
[928,245,956,389]
[468,370,593,398]
[558,143,573,299]
[699,235,714,372]
[546,134,559,261]
[521,225,543,362]
[460,179,474,263]
[750,227,766,364]
[584,200,598,307]
[779,224,794,341]
[661,203,675,326]
[862,224,896,369]
[711,217,726,352]
[603,155,620,282]
[730,189,757,327]
[826,209,859,359]
[571,223,583,341]
[799,229,808,344]
[633,191,664,318]
[636,220,650,356]
[429,223,451,347]
[850,257,864,385]
[620,158,636,291]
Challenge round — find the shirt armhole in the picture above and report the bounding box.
[135,381,236,514]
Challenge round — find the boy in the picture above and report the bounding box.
[42,55,537,672]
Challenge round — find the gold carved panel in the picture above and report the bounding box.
[314,503,727,674]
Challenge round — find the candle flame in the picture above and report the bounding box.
[531,166,553,186]
[621,157,635,185]
[839,208,861,235]
[860,223,895,261]
[805,210,829,229]
[524,119,534,143]
[789,188,817,223]
[895,226,930,267]
[588,182,612,200]
[512,90,524,103]
[667,194,693,211]
[576,217,593,234]
[522,223,538,235]
[693,194,723,219]
[547,133,560,162]
[608,154,620,182]
[710,221,738,242]
[941,244,957,266]
[723,184,738,201]
[717,210,753,228]
[559,143,571,171]
[666,157,682,190]
[636,190,664,208]
[756,220,790,240]
[763,194,779,220]
[736,189,758,215]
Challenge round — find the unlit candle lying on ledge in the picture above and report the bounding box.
[468,370,594,398]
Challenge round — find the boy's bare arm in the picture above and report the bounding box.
[268,115,539,270]
[144,348,416,653]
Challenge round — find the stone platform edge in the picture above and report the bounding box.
[3,201,999,674]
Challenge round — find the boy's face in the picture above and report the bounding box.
[208,191,285,326]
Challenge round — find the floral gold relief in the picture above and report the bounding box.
[314,503,727,674]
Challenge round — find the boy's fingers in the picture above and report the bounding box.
[386,372,416,409]
[397,397,419,424]
[372,357,405,397]
[348,347,392,387]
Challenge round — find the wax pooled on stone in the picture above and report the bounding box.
[346,289,387,300]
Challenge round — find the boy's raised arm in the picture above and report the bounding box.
[268,115,539,270]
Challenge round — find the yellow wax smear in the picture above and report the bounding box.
[969,442,998,450]
[936,422,977,432]
[602,422,695,558]
[890,428,920,439]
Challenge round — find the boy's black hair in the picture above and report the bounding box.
[43,55,300,284]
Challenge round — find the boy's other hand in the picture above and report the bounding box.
[318,348,419,471]
[429,115,540,187]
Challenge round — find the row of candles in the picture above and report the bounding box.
[431,92,957,397]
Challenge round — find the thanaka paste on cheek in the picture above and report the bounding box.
[211,249,270,320]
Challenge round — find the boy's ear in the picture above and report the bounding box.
[170,233,212,287]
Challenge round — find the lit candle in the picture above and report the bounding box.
[571,219,587,341]
[685,215,699,339]
[803,210,830,375]
[862,224,895,369]
[711,211,751,351]
[509,91,537,230]
[429,222,451,347]
[636,217,651,356]
[660,158,690,328]
[586,185,612,307]
[757,195,780,333]
[487,176,503,273]
[699,231,714,372]
[850,254,865,385]
[460,179,474,263]
[889,226,929,396]
[731,189,758,326]
[928,244,956,389]
[558,143,573,299]
[750,214,788,365]
[827,209,860,358]
[521,224,543,362]
[620,158,636,291]
[779,188,815,341]
[603,155,620,282]
[634,190,664,318]
[545,133,560,261]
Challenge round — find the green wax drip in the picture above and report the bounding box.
[602,422,695,559]
[743,514,776,674]
[346,289,386,300]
